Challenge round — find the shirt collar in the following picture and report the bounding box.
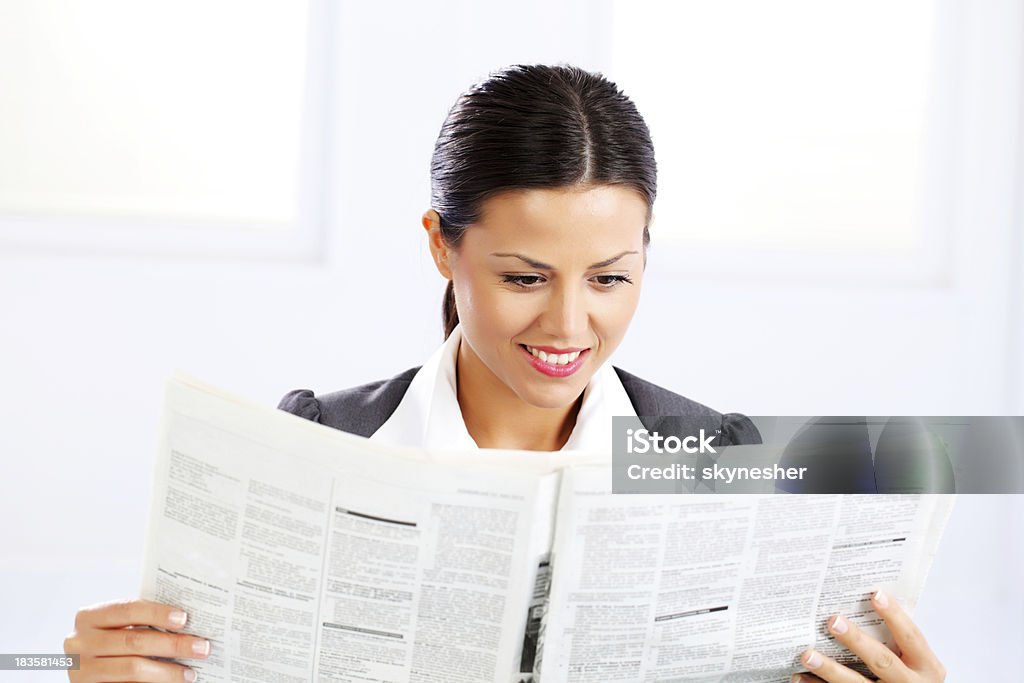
[370,323,638,451]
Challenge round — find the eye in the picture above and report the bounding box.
[591,274,634,288]
[502,274,546,288]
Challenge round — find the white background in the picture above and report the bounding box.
[1,0,1021,680]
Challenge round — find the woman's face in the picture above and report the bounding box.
[427,184,648,410]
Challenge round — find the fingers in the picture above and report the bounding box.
[74,654,198,682]
[77,625,211,661]
[66,599,210,682]
[870,590,946,678]
[794,591,947,683]
[796,647,878,683]
[798,589,938,683]
[75,599,189,631]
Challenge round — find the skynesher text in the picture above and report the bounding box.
[626,463,809,484]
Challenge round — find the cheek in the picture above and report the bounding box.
[454,273,535,335]
[594,288,642,339]
[481,293,539,336]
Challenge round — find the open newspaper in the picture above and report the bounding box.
[140,373,955,682]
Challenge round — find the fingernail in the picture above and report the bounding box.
[831,614,848,634]
[792,675,805,683]
[874,589,889,608]
[804,650,823,669]
[192,639,210,657]
[184,668,197,682]
[169,610,188,627]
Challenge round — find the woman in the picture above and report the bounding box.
[277,63,757,452]
[64,65,946,683]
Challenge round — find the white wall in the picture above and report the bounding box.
[0,1,1021,680]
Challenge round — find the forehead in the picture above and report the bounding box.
[468,185,648,255]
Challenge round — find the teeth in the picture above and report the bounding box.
[525,346,583,365]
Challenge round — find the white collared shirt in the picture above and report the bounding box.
[370,324,638,451]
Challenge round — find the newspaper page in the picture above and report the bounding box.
[139,375,954,682]
[421,449,609,683]
[139,374,556,683]
[539,465,955,683]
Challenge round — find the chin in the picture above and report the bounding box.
[515,377,589,410]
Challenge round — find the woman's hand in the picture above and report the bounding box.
[794,590,946,682]
[63,598,210,682]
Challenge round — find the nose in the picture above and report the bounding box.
[539,281,588,342]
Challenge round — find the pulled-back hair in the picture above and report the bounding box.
[430,64,657,339]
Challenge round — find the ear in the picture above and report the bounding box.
[422,209,454,279]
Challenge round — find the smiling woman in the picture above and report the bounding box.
[279,64,760,454]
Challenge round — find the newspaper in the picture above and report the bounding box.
[140,373,955,682]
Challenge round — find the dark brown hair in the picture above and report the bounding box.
[430,64,657,339]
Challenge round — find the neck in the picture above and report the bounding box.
[455,339,584,451]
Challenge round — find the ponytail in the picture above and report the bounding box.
[442,280,459,340]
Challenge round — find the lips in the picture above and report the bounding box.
[523,344,584,365]
[519,344,589,378]
[526,345,588,354]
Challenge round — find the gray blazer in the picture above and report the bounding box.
[278,366,761,447]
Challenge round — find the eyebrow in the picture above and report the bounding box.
[491,251,639,270]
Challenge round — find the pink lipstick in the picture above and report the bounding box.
[519,344,589,378]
